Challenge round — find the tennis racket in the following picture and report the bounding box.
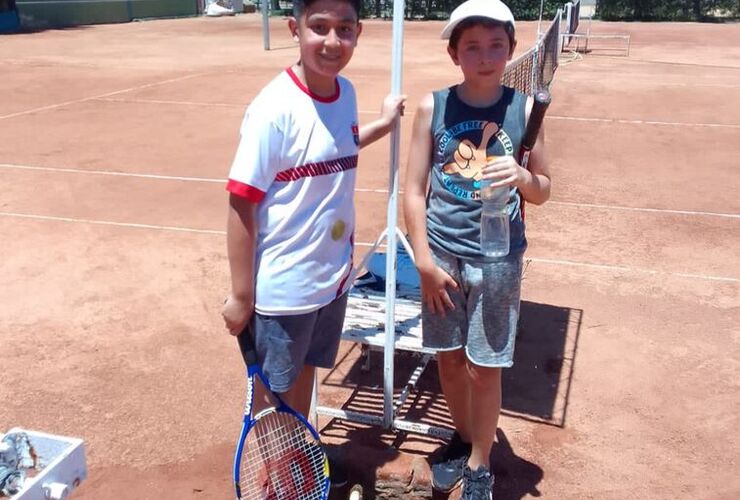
[518,89,552,219]
[233,327,330,500]
[519,89,552,169]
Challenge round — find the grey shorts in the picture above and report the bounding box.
[421,246,523,368]
[253,292,348,393]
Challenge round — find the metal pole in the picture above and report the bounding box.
[382,0,405,429]
[537,0,545,38]
[262,0,270,50]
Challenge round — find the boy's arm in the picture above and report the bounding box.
[480,96,551,205]
[403,94,458,314]
[358,94,407,149]
[223,193,258,335]
[403,94,435,271]
[516,96,551,205]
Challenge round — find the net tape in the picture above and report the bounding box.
[502,11,561,96]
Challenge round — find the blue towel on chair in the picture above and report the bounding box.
[356,246,420,290]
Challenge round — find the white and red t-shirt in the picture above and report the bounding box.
[226,68,359,315]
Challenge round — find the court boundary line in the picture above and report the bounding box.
[0,72,212,121]
[1,211,737,284]
[547,200,739,219]
[97,97,242,108]
[0,163,390,193]
[5,89,734,128]
[0,211,225,235]
[548,115,740,129]
[555,79,740,89]
[617,58,740,71]
[526,257,738,283]
[2,163,738,218]
[1,163,225,183]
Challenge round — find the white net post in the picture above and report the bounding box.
[262,0,270,50]
[382,0,405,429]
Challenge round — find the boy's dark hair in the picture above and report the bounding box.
[448,16,516,52]
[293,0,362,18]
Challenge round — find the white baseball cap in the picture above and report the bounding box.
[440,0,516,40]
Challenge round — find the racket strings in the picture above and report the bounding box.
[240,411,327,500]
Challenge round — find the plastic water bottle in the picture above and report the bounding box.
[479,181,510,257]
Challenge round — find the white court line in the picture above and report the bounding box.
[48,90,739,128]
[0,73,211,121]
[362,110,740,128]
[10,85,726,129]
[527,257,738,283]
[3,162,737,219]
[0,163,224,183]
[355,188,392,193]
[556,78,740,89]
[1,211,737,283]
[96,97,243,108]
[548,115,740,129]
[0,163,400,194]
[619,58,740,71]
[97,95,379,112]
[548,201,739,219]
[0,212,225,235]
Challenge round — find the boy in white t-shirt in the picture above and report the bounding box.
[221,0,404,486]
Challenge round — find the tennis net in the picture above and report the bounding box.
[502,10,561,96]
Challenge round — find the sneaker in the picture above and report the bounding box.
[461,465,494,500]
[328,456,348,488]
[205,1,235,16]
[431,432,472,492]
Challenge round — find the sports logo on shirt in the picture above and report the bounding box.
[437,120,514,200]
[352,123,359,146]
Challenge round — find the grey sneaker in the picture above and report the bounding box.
[431,432,472,492]
[461,465,494,500]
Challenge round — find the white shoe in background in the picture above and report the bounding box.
[205,1,235,17]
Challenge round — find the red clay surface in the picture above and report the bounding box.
[1,13,739,500]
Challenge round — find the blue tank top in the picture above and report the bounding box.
[427,85,528,260]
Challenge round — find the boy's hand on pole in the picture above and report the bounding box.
[380,93,407,127]
[358,93,408,148]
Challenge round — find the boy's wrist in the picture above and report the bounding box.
[376,116,393,133]
[414,254,435,273]
[230,290,254,303]
[515,165,532,189]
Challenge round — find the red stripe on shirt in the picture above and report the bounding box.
[226,179,266,202]
[286,67,340,103]
[275,155,358,182]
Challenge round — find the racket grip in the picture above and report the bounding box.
[521,90,552,152]
[237,326,259,366]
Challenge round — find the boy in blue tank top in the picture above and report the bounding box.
[403,0,551,498]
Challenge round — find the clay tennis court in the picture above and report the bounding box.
[1,12,739,500]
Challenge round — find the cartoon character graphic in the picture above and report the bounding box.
[442,121,499,182]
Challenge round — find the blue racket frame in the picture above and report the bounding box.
[232,330,330,500]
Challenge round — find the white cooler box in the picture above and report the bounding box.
[0,428,86,500]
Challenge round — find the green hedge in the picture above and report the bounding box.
[359,0,739,21]
[16,0,197,29]
[596,0,739,20]
[360,0,564,20]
